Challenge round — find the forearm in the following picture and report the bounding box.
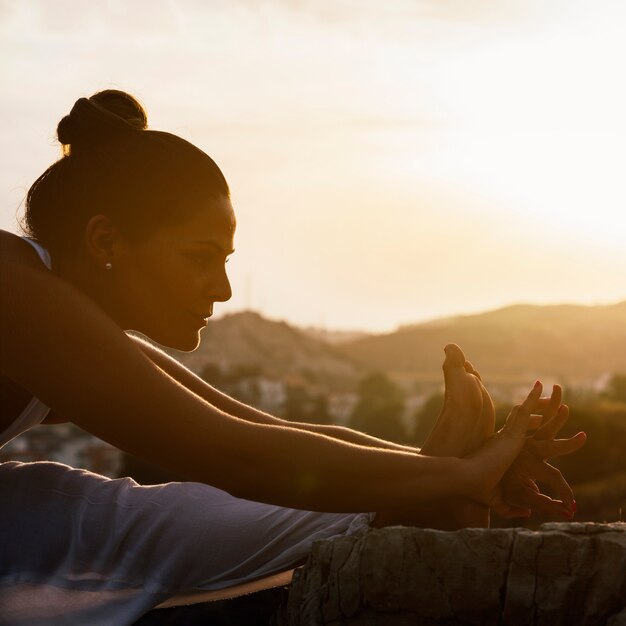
[287,422,421,453]
[193,384,420,453]
[2,266,464,512]
[82,366,458,510]
[85,363,462,511]
[131,335,421,454]
[211,422,465,511]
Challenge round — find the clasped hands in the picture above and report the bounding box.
[469,366,585,520]
[441,344,586,520]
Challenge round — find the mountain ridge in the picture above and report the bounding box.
[337,300,626,384]
[173,301,626,388]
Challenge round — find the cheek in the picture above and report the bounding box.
[148,261,203,314]
[125,260,181,316]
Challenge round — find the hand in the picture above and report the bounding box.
[463,381,545,516]
[499,388,586,519]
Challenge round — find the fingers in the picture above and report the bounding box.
[488,491,526,518]
[521,381,543,413]
[528,385,561,431]
[535,404,571,441]
[520,490,574,518]
[526,432,587,459]
[527,414,543,431]
[535,461,575,512]
[502,381,543,437]
[543,384,562,422]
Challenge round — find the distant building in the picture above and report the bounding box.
[327,393,358,426]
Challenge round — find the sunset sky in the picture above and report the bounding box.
[2,0,625,331]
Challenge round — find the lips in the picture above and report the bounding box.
[190,315,207,328]
[189,307,213,326]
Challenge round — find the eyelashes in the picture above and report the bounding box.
[190,253,230,269]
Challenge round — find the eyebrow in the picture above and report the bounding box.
[190,241,235,255]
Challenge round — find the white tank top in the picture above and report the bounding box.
[0,238,52,449]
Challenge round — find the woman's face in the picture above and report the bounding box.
[112,196,235,351]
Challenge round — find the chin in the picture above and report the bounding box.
[149,329,202,352]
[172,332,202,352]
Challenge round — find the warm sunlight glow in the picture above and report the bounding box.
[2,0,625,330]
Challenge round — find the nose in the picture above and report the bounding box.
[211,267,232,303]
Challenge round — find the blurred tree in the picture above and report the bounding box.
[606,373,626,403]
[283,384,312,422]
[307,394,334,425]
[552,401,626,484]
[224,364,262,383]
[201,363,261,404]
[412,391,443,447]
[200,362,223,386]
[232,378,261,405]
[283,384,334,425]
[350,372,406,442]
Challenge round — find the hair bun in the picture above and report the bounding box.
[57,90,148,154]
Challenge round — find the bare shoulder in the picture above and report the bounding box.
[0,230,52,319]
[0,229,45,269]
[0,231,65,423]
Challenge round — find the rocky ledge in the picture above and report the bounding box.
[279,523,626,626]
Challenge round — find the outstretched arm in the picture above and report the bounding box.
[0,233,571,519]
[128,334,420,453]
[1,250,461,512]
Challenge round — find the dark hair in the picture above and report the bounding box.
[24,90,230,257]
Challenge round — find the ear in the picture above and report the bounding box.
[83,214,119,269]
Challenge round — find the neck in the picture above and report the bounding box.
[54,253,126,328]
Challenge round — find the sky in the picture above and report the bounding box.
[1,0,625,331]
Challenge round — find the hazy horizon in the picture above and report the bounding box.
[211,297,626,335]
[2,0,625,332]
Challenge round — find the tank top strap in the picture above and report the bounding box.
[22,237,52,270]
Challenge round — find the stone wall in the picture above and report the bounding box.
[280,523,626,626]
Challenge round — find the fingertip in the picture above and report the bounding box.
[575,432,587,446]
[551,384,563,403]
[525,381,542,401]
[521,381,542,409]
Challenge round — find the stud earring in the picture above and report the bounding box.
[105,262,112,270]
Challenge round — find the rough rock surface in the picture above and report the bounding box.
[280,523,626,626]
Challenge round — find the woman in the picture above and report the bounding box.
[0,90,585,624]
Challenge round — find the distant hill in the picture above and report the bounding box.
[167,302,626,391]
[300,327,370,345]
[337,302,626,386]
[171,311,360,390]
